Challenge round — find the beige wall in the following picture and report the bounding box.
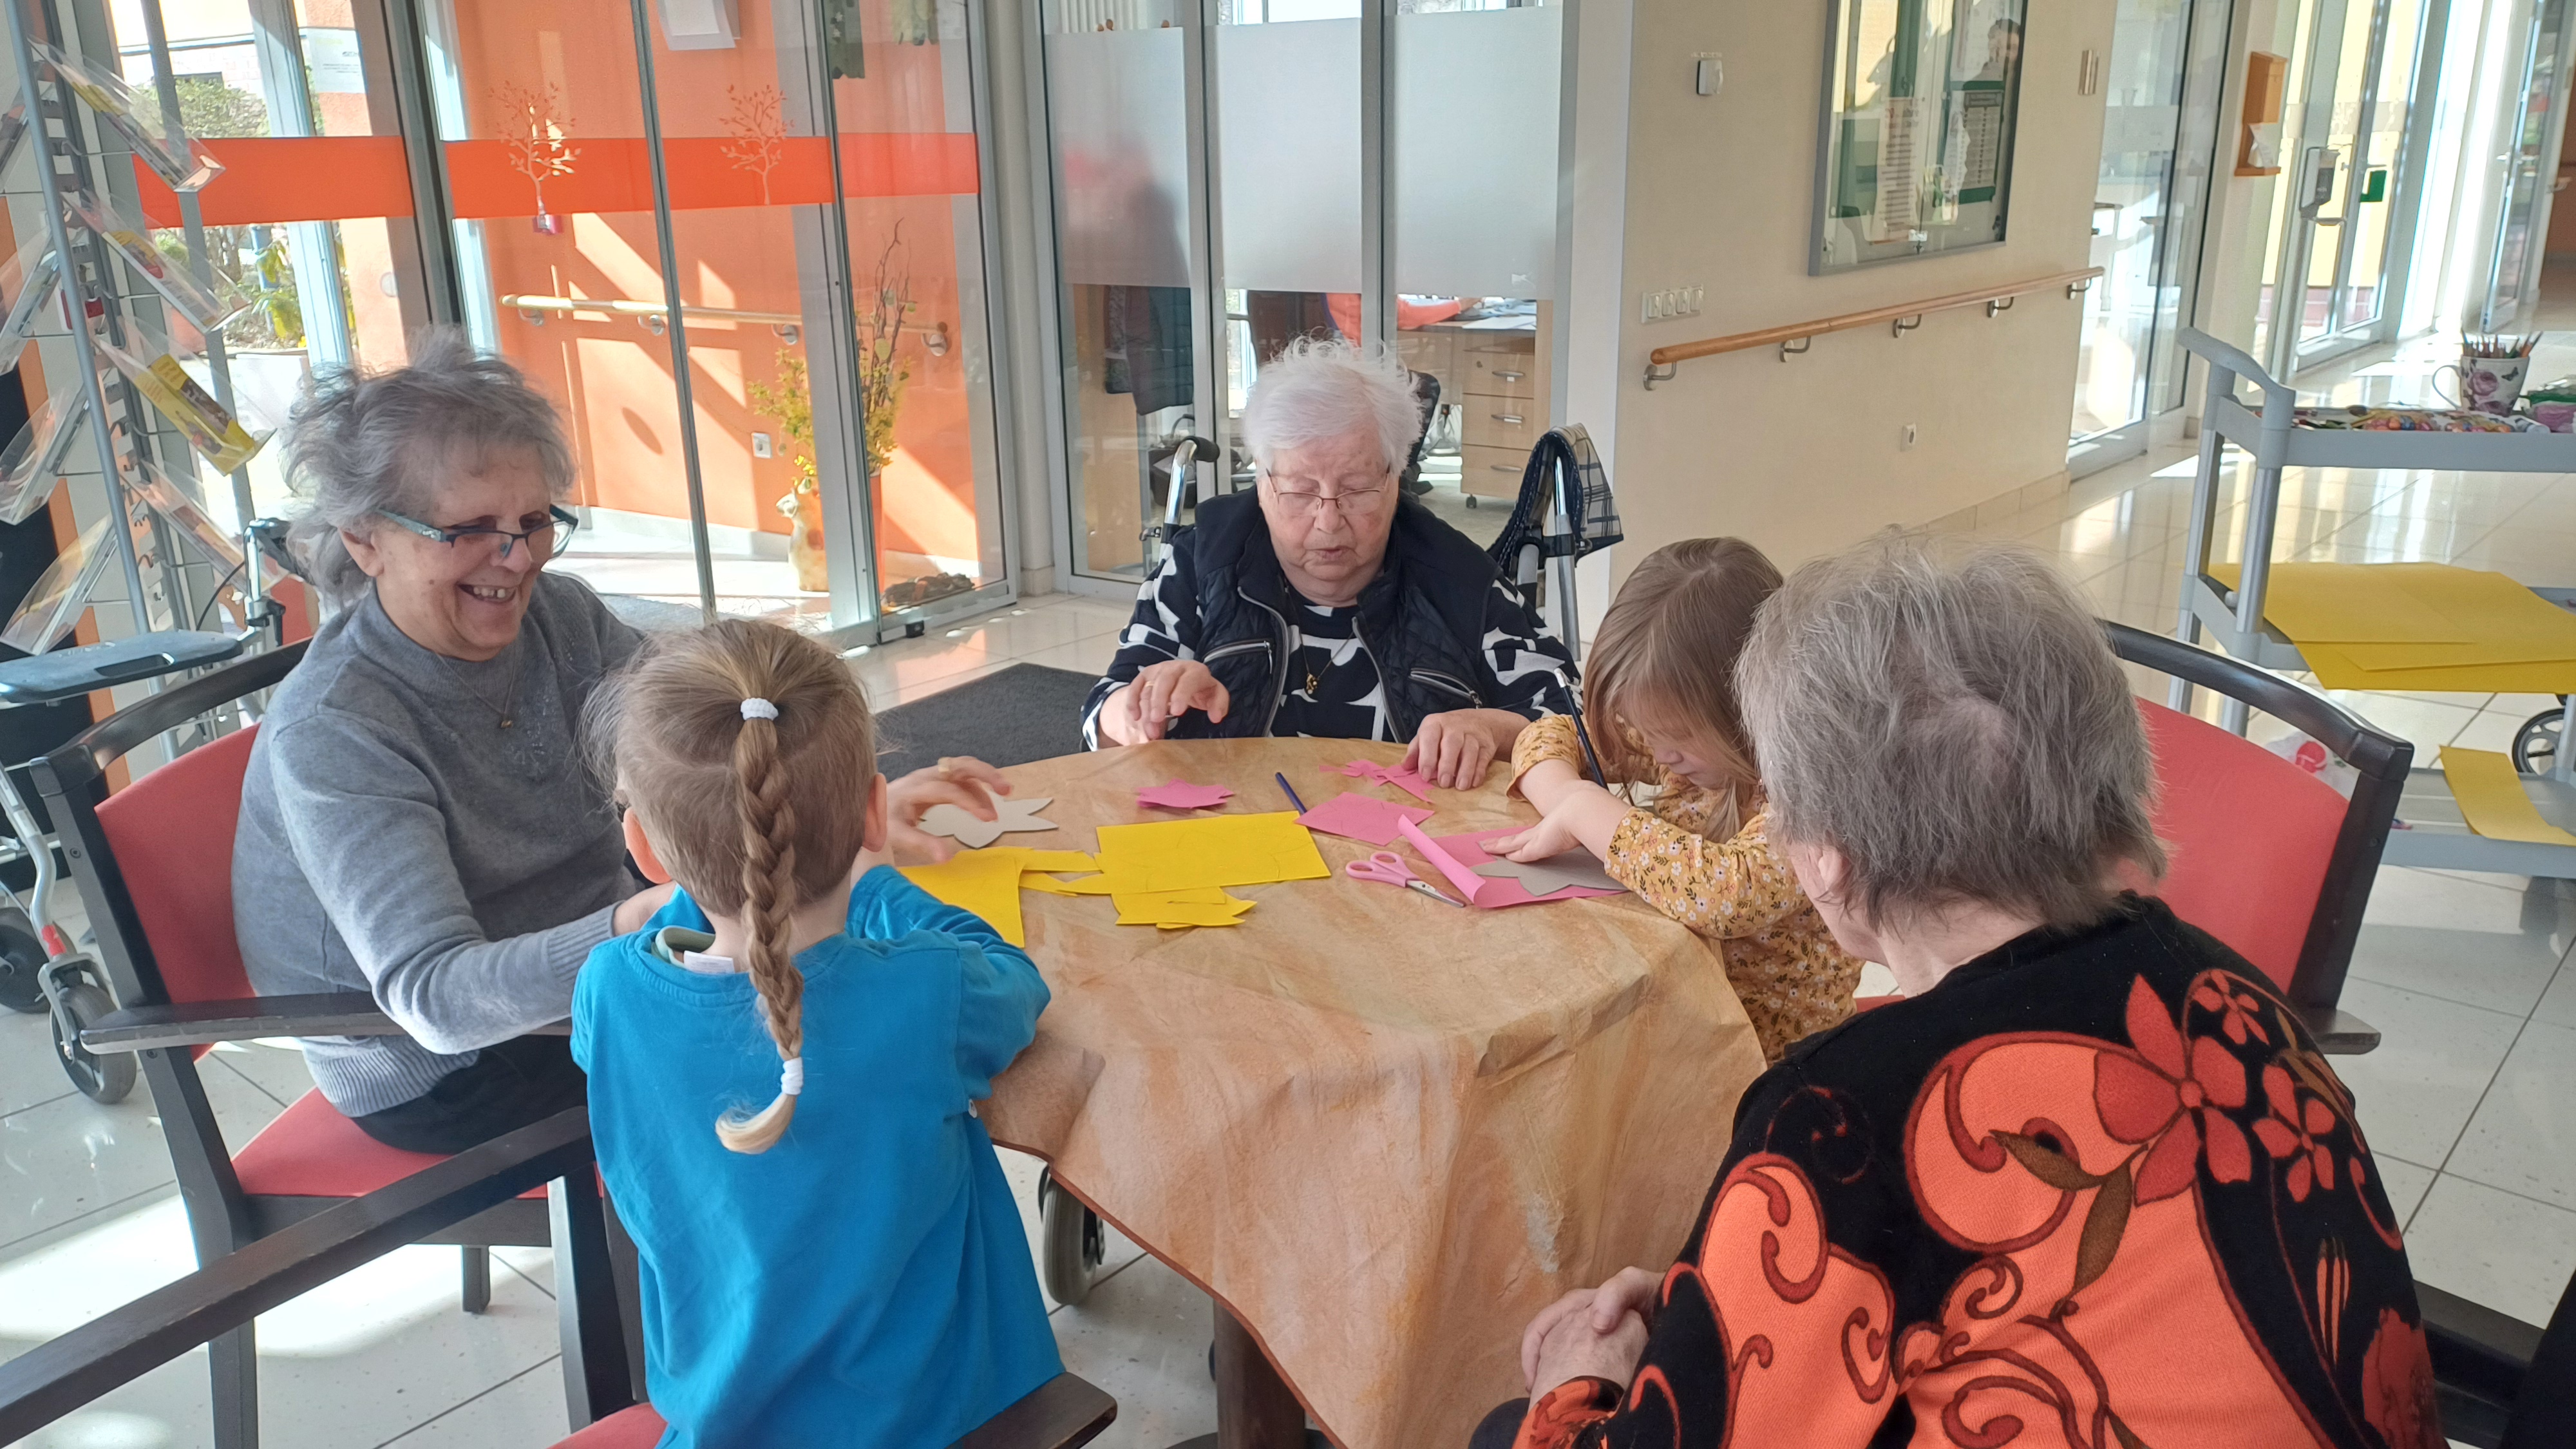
[1589,0,2119,581]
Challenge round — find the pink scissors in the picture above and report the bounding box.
[1345,851,1465,907]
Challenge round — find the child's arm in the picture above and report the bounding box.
[1510,714,1643,813]
[849,867,1049,1094]
[1600,811,1817,940]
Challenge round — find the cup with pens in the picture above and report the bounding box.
[2436,334,2538,418]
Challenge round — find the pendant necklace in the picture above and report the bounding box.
[437,645,527,730]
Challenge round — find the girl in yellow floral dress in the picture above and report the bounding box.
[1491,538,1861,1061]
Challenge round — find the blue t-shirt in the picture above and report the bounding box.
[571,866,1060,1448]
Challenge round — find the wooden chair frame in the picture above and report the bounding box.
[2105,621,2412,1052]
[30,643,627,1445]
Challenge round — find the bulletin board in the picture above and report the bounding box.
[1810,0,2027,273]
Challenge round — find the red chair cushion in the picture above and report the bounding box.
[2133,698,2347,992]
[93,725,261,1007]
[556,1405,665,1448]
[232,1088,542,1200]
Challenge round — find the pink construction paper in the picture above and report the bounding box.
[1136,779,1235,810]
[1298,791,1434,846]
[1323,759,1435,802]
[1394,820,1623,910]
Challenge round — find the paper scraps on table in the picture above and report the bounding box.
[898,847,1032,945]
[1297,791,1434,847]
[1325,759,1434,802]
[1136,779,1235,811]
[1396,819,1624,909]
[1112,887,1258,929]
[1472,852,1623,896]
[918,791,1057,849]
[1094,811,1331,893]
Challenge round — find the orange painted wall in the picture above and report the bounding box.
[448,0,983,568]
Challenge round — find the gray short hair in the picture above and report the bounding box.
[1736,531,2164,929]
[1239,337,1421,473]
[283,328,576,602]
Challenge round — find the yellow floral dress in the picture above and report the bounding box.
[1509,714,1862,1062]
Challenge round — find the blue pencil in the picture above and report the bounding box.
[1276,772,1308,813]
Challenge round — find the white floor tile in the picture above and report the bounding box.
[2446,1020,2576,1210]
[0,1008,76,1121]
[202,1039,320,1110]
[374,1358,570,1448]
[2373,1154,2438,1232]
[2324,979,2523,1168]
[2403,1175,2576,1329]
[2347,867,2576,1018]
[1048,1253,1220,1449]
[0,1057,285,1253]
[2536,961,2576,1030]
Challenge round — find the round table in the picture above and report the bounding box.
[979,737,1768,1449]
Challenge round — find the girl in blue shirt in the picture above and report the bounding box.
[573,618,1059,1448]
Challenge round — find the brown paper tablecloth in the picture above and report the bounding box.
[980,737,1767,1449]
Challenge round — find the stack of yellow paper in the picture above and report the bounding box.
[2208,562,2576,692]
[2439,746,2576,848]
[899,815,1334,936]
[898,847,1101,946]
[1110,888,1259,929]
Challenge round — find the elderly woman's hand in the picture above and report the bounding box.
[1101,660,1230,744]
[1528,1303,1651,1399]
[1517,1266,1662,1389]
[1401,708,1529,790]
[884,757,1013,865]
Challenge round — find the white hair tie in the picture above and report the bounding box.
[778,1057,804,1096]
[740,697,779,721]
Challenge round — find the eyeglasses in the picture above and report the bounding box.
[379,505,580,562]
[1262,475,1392,520]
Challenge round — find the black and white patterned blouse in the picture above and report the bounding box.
[1081,553,1577,746]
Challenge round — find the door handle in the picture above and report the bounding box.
[2313,214,2345,226]
[1492,412,1524,425]
[1493,370,1525,381]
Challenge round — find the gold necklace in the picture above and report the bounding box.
[435,645,527,729]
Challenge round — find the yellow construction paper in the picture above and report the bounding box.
[2296,643,2576,694]
[2439,747,2576,848]
[897,848,1028,945]
[1021,872,1083,896]
[1045,874,1119,895]
[1112,888,1258,928]
[2207,562,2576,682]
[1017,850,1099,873]
[1094,812,1330,893]
[2208,562,2476,643]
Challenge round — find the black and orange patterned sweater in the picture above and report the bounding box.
[1514,895,2441,1449]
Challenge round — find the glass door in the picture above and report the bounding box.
[2294,0,2427,357]
[414,0,1010,638]
[2069,0,2230,475]
[2476,0,2576,331]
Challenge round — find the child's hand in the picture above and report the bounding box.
[1488,783,1629,863]
[886,757,1012,863]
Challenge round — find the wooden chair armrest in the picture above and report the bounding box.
[0,1108,594,1437]
[79,996,574,1054]
[949,1372,1117,1449]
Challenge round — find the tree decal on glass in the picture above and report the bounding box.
[495,84,578,234]
[720,85,788,206]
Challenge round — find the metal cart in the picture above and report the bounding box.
[2175,327,2576,877]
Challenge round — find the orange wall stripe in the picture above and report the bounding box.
[137,137,415,226]
[135,131,978,228]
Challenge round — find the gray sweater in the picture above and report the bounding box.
[234,572,645,1116]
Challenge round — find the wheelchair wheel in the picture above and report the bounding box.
[52,977,134,1104]
[1037,1169,1105,1308]
[0,905,44,1013]
[2514,708,2562,777]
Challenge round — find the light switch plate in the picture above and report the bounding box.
[752,431,774,459]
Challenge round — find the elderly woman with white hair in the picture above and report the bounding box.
[1479,535,2439,1449]
[1084,338,1575,786]
[234,331,1014,1154]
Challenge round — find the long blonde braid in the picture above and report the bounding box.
[715,690,809,1153]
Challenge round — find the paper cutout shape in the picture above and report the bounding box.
[1094,811,1331,893]
[1020,873,1083,896]
[1396,820,1624,910]
[918,791,1056,849]
[1017,850,1097,873]
[1113,887,1256,929]
[1472,852,1623,896]
[896,848,1029,945]
[1137,779,1235,811]
[1325,759,1434,802]
[1298,791,1434,847]
[2440,746,2576,847]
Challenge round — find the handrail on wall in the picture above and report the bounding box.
[1638,266,2105,388]
[496,294,952,356]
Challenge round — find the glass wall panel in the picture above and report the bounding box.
[2072,0,2190,444]
[1393,0,1557,527]
[1038,0,1198,580]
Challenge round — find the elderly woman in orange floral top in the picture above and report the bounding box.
[1491,538,1861,1063]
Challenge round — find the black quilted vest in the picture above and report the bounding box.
[1168,491,1501,740]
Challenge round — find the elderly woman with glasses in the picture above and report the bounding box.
[1474,535,2439,1449]
[234,331,1012,1154]
[1086,338,1575,786]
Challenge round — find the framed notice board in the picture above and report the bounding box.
[1811,0,2027,272]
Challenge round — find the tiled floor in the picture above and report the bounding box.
[16,296,2576,1442]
